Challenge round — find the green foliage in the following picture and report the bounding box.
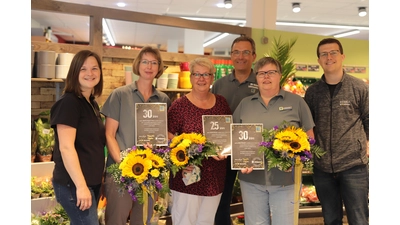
[35,118,55,155]
[232,175,241,197]
[31,177,43,195]
[265,36,298,87]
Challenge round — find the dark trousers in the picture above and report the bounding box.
[214,156,238,225]
[313,165,369,225]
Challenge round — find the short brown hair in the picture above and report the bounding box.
[132,46,165,79]
[231,36,256,54]
[253,56,282,74]
[317,38,344,58]
[64,50,103,97]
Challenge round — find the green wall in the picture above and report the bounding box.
[251,29,369,80]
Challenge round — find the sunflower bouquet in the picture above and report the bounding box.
[259,121,325,172]
[169,132,219,177]
[106,146,171,204]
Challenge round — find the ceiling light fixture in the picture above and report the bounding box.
[102,18,116,46]
[180,16,369,31]
[358,7,367,17]
[203,33,230,47]
[116,2,126,7]
[333,30,360,38]
[292,3,301,13]
[224,0,232,9]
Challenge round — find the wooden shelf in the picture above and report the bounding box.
[31,78,65,82]
[156,88,191,92]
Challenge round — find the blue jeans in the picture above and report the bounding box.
[313,165,369,225]
[240,180,294,225]
[53,180,101,225]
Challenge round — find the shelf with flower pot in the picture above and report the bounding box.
[31,162,56,214]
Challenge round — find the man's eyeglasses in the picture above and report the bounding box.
[231,50,253,57]
[256,70,279,78]
[191,73,213,78]
[319,50,340,58]
[141,60,160,66]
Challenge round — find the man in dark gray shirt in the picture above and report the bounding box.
[211,36,258,225]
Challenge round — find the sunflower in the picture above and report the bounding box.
[170,146,189,166]
[150,153,166,169]
[135,148,153,159]
[288,137,310,153]
[275,129,298,143]
[120,155,152,184]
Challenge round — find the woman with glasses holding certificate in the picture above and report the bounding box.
[101,46,171,225]
[233,56,315,225]
[167,57,231,225]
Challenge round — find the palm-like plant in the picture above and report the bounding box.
[265,36,298,87]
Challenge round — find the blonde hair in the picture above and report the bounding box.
[189,57,215,74]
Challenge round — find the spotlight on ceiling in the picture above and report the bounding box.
[292,2,301,13]
[358,7,367,17]
[224,0,232,9]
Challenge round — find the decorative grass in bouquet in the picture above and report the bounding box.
[106,145,171,204]
[169,133,219,180]
[259,121,325,172]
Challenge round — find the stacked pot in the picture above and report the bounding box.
[56,53,75,79]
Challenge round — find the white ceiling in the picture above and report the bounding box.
[31,0,369,51]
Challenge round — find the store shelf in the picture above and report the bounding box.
[31,78,65,82]
[156,88,191,92]
[31,161,54,178]
[31,197,58,214]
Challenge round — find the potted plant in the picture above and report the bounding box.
[265,36,298,87]
[31,177,42,199]
[31,205,69,225]
[40,180,54,198]
[35,117,55,162]
[31,129,38,162]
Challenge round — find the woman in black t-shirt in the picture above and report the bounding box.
[50,50,105,225]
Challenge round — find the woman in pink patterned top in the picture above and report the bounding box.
[167,57,232,225]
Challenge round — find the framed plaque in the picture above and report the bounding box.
[135,103,168,146]
[230,123,265,170]
[202,115,233,155]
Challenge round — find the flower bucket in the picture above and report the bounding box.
[36,153,52,162]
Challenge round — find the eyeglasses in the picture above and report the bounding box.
[141,60,160,66]
[256,70,279,78]
[191,73,213,78]
[231,50,253,57]
[319,50,340,58]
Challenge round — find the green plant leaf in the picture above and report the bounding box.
[265,36,298,87]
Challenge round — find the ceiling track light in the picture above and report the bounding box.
[224,0,232,9]
[292,2,301,13]
[333,30,360,38]
[358,7,367,17]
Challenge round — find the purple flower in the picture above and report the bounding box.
[309,138,316,145]
[120,177,125,182]
[259,141,273,148]
[198,144,203,153]
[155,179,162,190]
[259,141,268,147]
[304,150,313,159]
[273,126,279,130]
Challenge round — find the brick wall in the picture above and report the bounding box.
[31,58,182,116]
[31,57,133,116]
